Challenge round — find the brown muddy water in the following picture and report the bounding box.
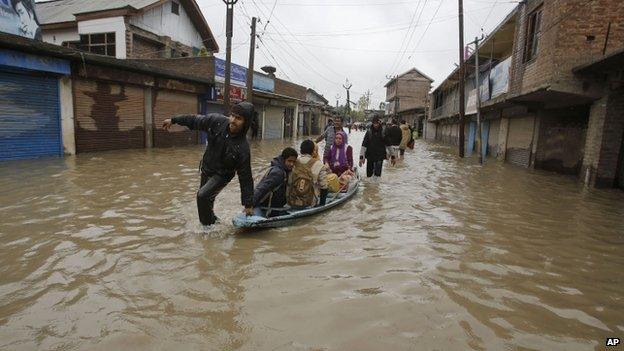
[0,131,623,351]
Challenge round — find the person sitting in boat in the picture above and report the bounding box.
[323,131,353,177]
[253,147,298,217]
[323,131,355,192]
[287,140,329,208]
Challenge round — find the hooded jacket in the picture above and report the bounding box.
[253,156,290,208]
[171,113,253,207]
[384,124,403,146]
[360,126,387,162]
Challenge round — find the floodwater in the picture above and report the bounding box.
[1,131,623,351]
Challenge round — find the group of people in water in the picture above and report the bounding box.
[162,101,415,226]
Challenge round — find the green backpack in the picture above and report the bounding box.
[287,160,315,207]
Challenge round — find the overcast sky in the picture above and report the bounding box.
[199,0,518,108]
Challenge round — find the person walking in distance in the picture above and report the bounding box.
[162,102,255,226]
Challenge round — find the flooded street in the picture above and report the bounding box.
[1,131,623,351]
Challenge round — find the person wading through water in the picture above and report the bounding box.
[162,102,254,226]
[359,115,387,179]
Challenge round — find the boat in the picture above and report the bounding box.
[232,169,360,229]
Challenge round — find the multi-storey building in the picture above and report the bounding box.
[429,0,624,189]
[36,0,219,59]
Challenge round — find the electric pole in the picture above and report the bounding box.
[335,94,340,108]
[474,35,485,164]
[223,0,239,113]
[246,17,257,103]
[343,79,352,123]
[458,0,466,158]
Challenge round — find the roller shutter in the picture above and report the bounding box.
[264,106,283,139]
[506,116,535,167]
[74,80,145,153]
[0,71,62,161]
[153,90,198,147]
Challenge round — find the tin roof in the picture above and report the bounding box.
[36,0,160,25]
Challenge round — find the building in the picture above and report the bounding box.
[384,67,433,134]
[0,31,216,160]
[137,57,309,140]
[428,0,624,190]
[300,88,332,136]
[35,0,219,59]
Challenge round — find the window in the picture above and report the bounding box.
[171,1,179,15]
[524,7,542,62]
[78,32,116,57]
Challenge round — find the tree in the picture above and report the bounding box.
[356,93,370,112]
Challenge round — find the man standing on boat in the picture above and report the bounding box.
[162,102,255,226]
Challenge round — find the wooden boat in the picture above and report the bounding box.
[232,170,360,229]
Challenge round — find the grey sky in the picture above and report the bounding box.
[201,0,518,108]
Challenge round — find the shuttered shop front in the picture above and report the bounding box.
[0,70,62,161]
[153,90,198,147]
[74,80,145,153]
[506,116,535,167]
[264,106,283,139]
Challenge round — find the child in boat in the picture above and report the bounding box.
[253,147,298,216]
[287,140,329,208]
[323,131,354,192]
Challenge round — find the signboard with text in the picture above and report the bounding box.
[214,58,275,93]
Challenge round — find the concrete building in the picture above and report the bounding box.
[35,0,219,59]
[384,68,433,134]
[300,89,333,136]
[0,31,215,160]
[428,0,624,190]
[136,57,309,140]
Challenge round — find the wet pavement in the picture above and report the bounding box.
[0,131,623,350]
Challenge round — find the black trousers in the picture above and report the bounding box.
[366,159,384,177]
[197,173,233,225]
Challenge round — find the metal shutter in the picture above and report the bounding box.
[506,116,535,168]
[264,106,283,139]
[0,71,62,161]
[74,80,145,153]
[153,90,198,147]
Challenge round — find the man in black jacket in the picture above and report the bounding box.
[384,118,402,166]
[253,147,298,216]
[162,102,254,225]
[359,116,387,178]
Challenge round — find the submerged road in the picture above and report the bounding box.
[1,131,623,350]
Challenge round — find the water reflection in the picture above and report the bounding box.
[0,132,623,350]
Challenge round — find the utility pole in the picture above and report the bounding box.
[223,0,239,113]
[473,35,485,164]
[335,94,340,108]
[246,17,257,103]
[365,90,372,110]
[343,79,352,123]
[458,0,466,158]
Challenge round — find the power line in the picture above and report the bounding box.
[387,0,425,76]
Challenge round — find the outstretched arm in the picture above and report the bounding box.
[162,114,220,132]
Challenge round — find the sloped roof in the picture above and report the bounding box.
[384,67,434,87]
[36,0,160,25]
[35,0,218,51]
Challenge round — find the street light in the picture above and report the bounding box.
[222,0,239,113]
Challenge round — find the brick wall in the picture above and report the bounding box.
[509,0,624,98]
[132,57,215,81]
[274,78,306,100]
[132,36,164,59]
[397,77,430,112]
